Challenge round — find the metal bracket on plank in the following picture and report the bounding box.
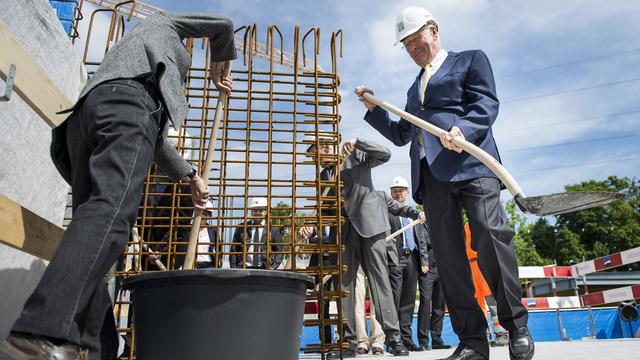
[1,63,16,101]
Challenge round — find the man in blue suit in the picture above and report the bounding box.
[355,6,534,360]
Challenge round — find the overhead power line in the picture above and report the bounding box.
[502,78,640,104]
[497,48,640,79]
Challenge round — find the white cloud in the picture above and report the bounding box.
[74,0,639,203]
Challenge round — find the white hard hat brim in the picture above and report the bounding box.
[395,23,426,45]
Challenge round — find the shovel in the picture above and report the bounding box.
[183,61,232,270]
[360,92,623,216]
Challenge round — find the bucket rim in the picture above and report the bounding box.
[122,268,315,290]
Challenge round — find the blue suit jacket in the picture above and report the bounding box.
[364,50,502,204]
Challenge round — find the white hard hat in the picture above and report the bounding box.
[390,176,410,189]
[203,200,215,212]
[395,6,437,45]
[303,134,334,151]
[248,197,268,209]
[167,128,193,159]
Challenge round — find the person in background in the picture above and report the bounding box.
[299,134,339,350]
[230,198,283,269]
[355,266,385,355]
[387,176,428,351]
[465,223,509,347]
[325,138,424,359]
[194,201,219,269]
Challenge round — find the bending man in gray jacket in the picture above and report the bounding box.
[326,138,425,359]
[1,11,236,360]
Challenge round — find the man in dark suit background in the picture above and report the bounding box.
[386,176,431,352]
[230,198,284,270]
[388,177,451,351]
[356,6,533,360]
[299,135,340,350]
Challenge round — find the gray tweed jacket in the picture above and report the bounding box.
[53,11,236,183]
[341,138,394,238]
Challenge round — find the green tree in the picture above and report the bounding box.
[557,176,640,258]
[271,202,293,245]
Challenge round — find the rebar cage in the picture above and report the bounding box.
[65,2,347,358]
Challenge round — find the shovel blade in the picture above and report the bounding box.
[514,191,624,216]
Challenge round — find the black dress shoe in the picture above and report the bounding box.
[436,346,485,360]
[0,332,88,360]
[388,341,410,356]
[432,342,452,349]
[326,349,356,359]
[439,344,463,359]
[404,342,421,351]
[509,327,535,360]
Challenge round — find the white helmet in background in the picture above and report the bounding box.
[248,197,268,209]
[395,6,437,45]
[390,176,410,190]
[167,128,193,159]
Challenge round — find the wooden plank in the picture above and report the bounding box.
[0,195,64,261]
[0,18,72,128]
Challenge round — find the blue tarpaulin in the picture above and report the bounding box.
[301,307,640,348]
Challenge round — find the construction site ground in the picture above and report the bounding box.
[299,338,640,360]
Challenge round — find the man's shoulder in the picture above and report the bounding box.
[452,49,489,61]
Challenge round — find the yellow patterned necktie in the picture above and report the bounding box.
[417,64,432,145]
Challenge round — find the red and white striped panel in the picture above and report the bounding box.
[581,285,640,306]
[520,296,581,310]
[518,246,640,278]
[572,246,640,276]
[518,265,573,279]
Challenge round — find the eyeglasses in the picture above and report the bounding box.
[401,25,435,50]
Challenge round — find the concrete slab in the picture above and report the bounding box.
[299,339,640,360]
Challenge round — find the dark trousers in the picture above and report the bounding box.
[12,78,165,360]
[309,253,334,345]
[340,222,401,349]
[417,271,446,347]
[420,162,527,359]
[388,249,419,345]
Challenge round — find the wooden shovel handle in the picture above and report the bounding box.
[385,218,422,241]
[362,92,525,198]
[131,227,166,271]
[184,61,233,270]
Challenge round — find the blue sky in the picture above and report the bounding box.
[78,0,640,208]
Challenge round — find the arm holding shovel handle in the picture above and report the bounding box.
[355,87,623,216]
[183,61,233,270]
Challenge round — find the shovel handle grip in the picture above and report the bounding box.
[362,92,525,198]
[184,61,233,270]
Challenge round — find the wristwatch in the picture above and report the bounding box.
[183,168,197,182]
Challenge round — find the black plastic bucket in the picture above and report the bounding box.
[122,269,315,360]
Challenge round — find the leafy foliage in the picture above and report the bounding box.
[506,176,638,266]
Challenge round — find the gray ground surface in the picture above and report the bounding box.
[299,339,640,360]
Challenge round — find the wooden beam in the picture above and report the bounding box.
[0,195,64,261]
[0,18,72,128]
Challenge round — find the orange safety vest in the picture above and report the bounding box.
[465,223,491,314]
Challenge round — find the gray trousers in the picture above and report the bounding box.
[12,78,165,360]
[340,221,401,349]
[420,161,528,359]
